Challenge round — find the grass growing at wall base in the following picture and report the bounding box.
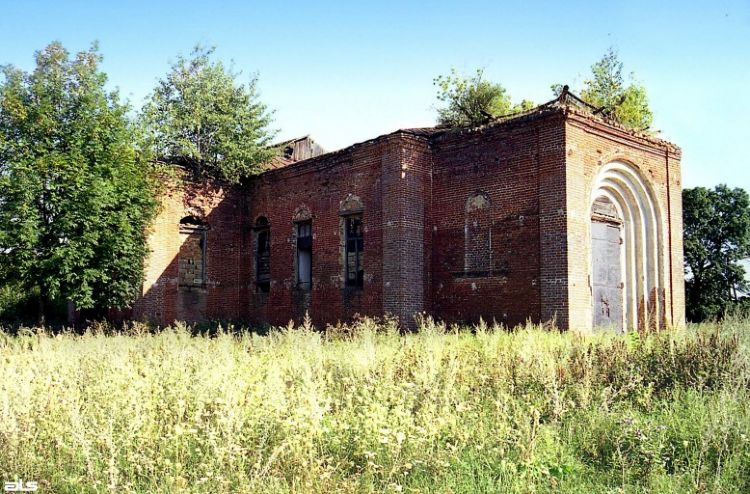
[0,318,748,493]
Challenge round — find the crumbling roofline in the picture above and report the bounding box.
[255,87,678,179]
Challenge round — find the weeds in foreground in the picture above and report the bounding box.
[0,317,748,493]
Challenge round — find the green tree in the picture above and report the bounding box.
[141,46,276,183]
[0,42,159,322]
[683,185,750,321]
[553,48,653,131]
[434,68,533,127]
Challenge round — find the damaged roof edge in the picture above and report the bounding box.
[258,89,679,177]
[257,128,437,178]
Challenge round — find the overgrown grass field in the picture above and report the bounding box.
[1,318,749,493]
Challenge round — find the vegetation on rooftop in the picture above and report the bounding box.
[552,47,653,132]
[433,68,534,127]
[140,45,277,184]
[435,47,654,132]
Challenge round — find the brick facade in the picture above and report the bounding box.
[564,110,684,329]
[132,100,684,331]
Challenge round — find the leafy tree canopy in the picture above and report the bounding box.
[434,68,534,127]
[0,42,159,321]
[553,48,653,131]
[683,185,750,321]
[141,46,276,184]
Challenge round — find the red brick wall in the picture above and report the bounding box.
[429,113,566,327]
[132,174,245,324]
[564,113,684,330]
[132,111,683,331]
[243,137,391,327]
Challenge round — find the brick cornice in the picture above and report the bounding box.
[564,108,681,159]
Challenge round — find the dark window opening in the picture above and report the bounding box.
[344,215,364,288]
[255,217,270,293]
[180,216,204,227]
[295,220,312,290]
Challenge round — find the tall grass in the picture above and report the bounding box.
[0,317,748,493]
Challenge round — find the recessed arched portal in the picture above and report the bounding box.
[591,196,624,330]
[590,161,664,331]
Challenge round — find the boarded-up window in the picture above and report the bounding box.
[179,216,208,288]
[255,216,270,293]
[464,192,492,275]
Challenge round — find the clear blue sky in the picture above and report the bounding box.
[1,0,748,190]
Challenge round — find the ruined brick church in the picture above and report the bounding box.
[131,90,684,331]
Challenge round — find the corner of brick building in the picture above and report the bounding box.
[563,112,685,331]
[130,108,685,333]
[380,134,433,329]
[132,171,245,325]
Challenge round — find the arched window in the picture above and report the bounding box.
[179,216,208,288]
[254,216,270,293]
[293,206,313,291]
[295,220,312,291]
[464,192,492,275]
[340,194,364,289]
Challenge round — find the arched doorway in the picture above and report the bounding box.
[590,161,665,331]
[591,197,624,330]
